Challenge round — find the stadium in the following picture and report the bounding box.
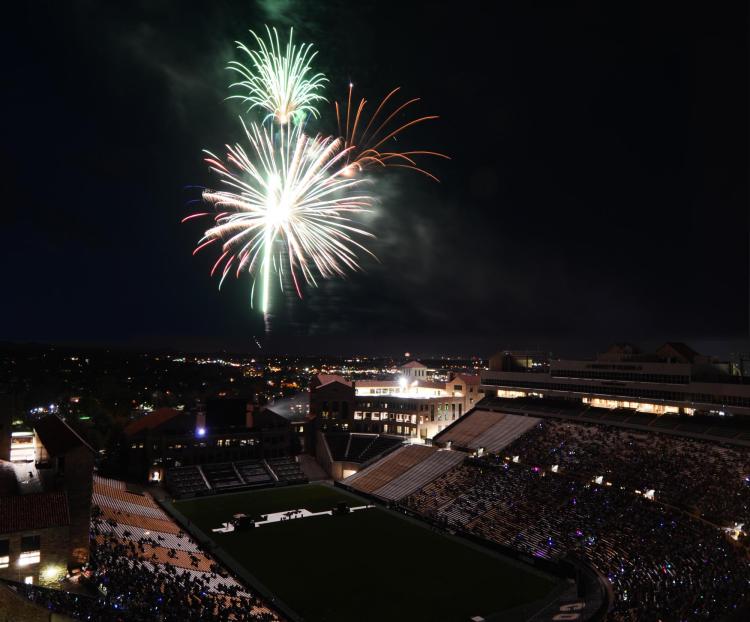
[4,389,750,620]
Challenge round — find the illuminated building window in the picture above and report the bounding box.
[19,551,40,566]
[0,539,8,569]
[24,576,33,585]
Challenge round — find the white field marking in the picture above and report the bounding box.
[211,504,375,532]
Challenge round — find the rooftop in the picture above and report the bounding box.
[34,415,94,456]
[0,491,70,534]
[124,407,182,437]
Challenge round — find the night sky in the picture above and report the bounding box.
[3,2,747,355]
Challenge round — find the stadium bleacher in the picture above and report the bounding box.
[166,457,308,498]
[359,435,403,462]
[165,465,210,496]
[346,434,373,459]
[266,456,307,484]
[325,433,349,460]
[371,449,464,501]
[324,432,403,463]
[202,462,245,490]
[236,459,274,486]
[68,475,281,621]
[343,445,463,501]
[435,410,540,453]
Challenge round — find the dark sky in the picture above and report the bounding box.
[2,1,747,356]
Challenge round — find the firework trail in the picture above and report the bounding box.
[228,26,327,124]
[335,84,450,181]
[185,120,373,315]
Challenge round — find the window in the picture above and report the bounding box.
[19,534,40,566]
[0,539,8,569]
[24,576,34,585]
[21,535,40,552]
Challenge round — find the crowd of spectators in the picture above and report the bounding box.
[496,419,750,526]
[406,425,750,621]
[11,519,279,621]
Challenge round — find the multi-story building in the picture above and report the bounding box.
[113,401,297,482]
[481,342,750,417]
[0,411,94,587]
[309,361,481,440]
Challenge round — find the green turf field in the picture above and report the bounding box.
[175,484,558,622]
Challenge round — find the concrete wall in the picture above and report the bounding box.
[0,582,50,622]
[314,432,360,480]
[63,446,93,565]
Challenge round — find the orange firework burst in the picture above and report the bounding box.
[334,84,450,182]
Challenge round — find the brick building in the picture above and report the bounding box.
[0,411,94,587]
[114,402,297,482]
[309,363,482,440]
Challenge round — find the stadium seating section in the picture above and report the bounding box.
[166,457,307,498]
[343,445,464,500]
[434,410,540,453]
[402,416,750,622]
[324,432,403,463]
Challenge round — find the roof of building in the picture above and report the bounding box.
[264,394,309,423]
[356,379,447,392]
[400,361,427,369]
[34,415,95,456]
[0,491,70,534]
[355,379,399,388]
[124,407,182,437]
[454,373,480,385]
[0,461,18,497]
[657,342,701,364]
[312,374,352,388]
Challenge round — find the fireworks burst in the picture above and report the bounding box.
[335,84,450,181]
[185,120,373,314]
[228,26,327,124]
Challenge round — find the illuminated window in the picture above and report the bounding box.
[19,551,40,566]
[20,535,41,566]
[24,576,33,585]
[0,539,8,569]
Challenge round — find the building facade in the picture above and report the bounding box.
[0,413,94,587]
[481,343,750,417]
[309,362,481,440]
[114,402,296,482]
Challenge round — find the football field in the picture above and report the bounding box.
[175,484,558,622]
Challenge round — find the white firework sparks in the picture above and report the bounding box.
[187,120,373,314]
[228,26,328,124]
